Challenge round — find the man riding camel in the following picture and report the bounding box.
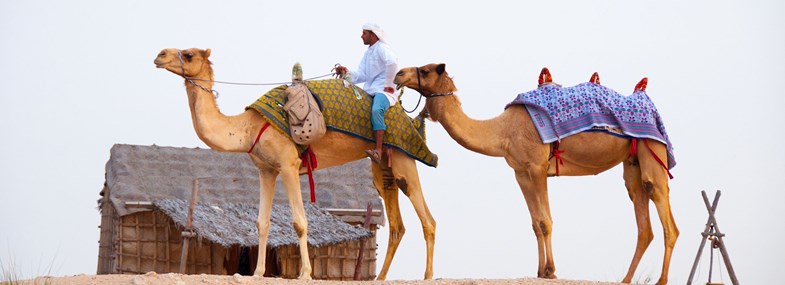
[333,23,399,164]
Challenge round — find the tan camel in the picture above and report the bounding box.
[153,48,437,280]
[394,63,678,285]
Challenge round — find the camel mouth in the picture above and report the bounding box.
[154,60,170,69]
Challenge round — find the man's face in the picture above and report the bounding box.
[361,30,376,45]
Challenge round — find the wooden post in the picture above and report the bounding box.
[180,179,199,274]
[353,202,373,280]
[687,190,739,285]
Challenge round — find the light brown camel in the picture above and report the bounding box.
[153,48,437,280]
[394,63,678,285]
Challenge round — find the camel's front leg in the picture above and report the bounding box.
[515,167,557,279]
[621,157,654,283]
[252,167,278,277]
[372,162,405,280]
[280,161,313,280]
[391,153,436,280]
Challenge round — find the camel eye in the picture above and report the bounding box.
[184,53,193,61]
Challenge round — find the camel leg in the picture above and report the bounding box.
[280,160,313,280]
[252,167,278,277]
[514,166,556,279]
[621,157,654,283]
[390,153,436,280]
[638,140,679,285]
[372,161,405,280]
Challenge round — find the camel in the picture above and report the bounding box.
[394,63,678,285]
[153,48,437,280]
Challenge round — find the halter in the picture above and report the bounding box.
[415,66,454,98]
[177,49,220,98]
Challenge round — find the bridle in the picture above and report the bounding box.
[177,49,220,98]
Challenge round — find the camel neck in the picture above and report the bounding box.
[430,95,506,157]
[184,79,254,152]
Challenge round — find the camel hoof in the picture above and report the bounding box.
[297,274,312,280]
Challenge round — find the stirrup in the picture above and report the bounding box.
[365,149,382,164]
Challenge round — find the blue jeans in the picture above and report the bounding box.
[371,92,390,131]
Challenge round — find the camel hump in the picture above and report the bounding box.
[634,77,648,92]
[538,67,553,85]
[589,72,601,85]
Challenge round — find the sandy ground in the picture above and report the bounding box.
[25,273,634,285]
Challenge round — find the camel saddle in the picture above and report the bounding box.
[246,79,438,167]
[506,82,676,169]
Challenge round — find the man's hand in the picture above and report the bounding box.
[384,87,395,94]
[332,65,348,79]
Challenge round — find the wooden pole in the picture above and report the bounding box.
[353,202,373,280]
[180,179,199,274]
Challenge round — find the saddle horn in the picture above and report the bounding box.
[634,77,648,92]
[589,72,601,85]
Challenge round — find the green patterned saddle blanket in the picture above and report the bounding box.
[246,79,438,167]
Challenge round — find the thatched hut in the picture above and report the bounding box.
[97,144,384,280]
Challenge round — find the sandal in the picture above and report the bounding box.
[365,149,382,164]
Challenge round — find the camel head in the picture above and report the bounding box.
[154,48,213,78]
[394,63,457,97]
[395,63,459,121]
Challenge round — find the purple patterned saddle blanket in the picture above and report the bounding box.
[506,82,675,169]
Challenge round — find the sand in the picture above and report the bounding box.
[28,272,632,285]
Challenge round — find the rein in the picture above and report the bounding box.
[175,49,332,97]
[178,49,220,98]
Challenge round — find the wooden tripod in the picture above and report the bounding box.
[687,190,739,285]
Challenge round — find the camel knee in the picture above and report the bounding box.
[638,229,654,246]
[665,226,679,248]
[256,220,270,233]
[292,219,308,237]
[391,226,406,242]
[532,220,552,237]
[642,181,655,197]
[422,222,436,241]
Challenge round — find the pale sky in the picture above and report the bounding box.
[1,1,784,284]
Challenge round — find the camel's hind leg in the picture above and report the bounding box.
[638,139,679,285]
[390,152,436,280]
[514,165,556,279]
[372,160,405,280]
[373,152,437,280]
[621,155,654,283]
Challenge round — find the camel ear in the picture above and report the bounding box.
[436,63,446,75]
[204,48,211,58]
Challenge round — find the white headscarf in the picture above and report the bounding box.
[362,22,388,43]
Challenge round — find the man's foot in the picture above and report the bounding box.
[365,149,382,164]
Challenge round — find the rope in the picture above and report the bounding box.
[186,72,335,87]
[399,87,424,114]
